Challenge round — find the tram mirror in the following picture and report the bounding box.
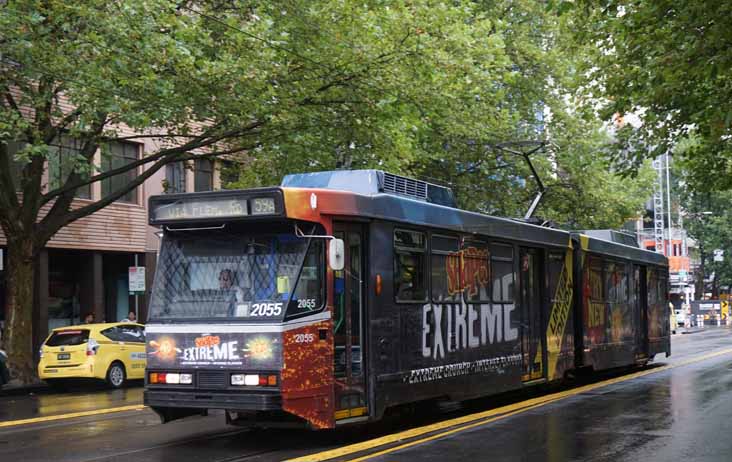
[329,239,345,271]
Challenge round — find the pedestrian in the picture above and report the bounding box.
[84,313,95,324]
[121,311,137,323]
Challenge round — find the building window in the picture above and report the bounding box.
[165,161,186,194]
[47,135,91,199]
[194,158,213,192]
[219,159,239,189]
[101,141,139,203]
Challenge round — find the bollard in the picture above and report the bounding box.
[718,314,722,326]
[698,314,704,328]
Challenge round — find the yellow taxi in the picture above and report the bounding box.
[38,322,146,388]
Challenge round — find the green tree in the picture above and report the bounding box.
[0,0,541,383]
[568,1,732,191]
[225,0,654,229]
[676,155,732,297]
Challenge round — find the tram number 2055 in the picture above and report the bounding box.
[294,333,315,343]
[250,302,283,316]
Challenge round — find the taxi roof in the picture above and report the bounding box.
[51,322,144,332]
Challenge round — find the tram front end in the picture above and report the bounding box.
[144,188,342,429]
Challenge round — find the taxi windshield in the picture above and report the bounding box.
[149,230,323,321]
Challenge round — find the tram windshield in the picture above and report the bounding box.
[149,231,324,321]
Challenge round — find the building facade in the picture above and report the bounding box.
[0,141,222,354]
[637,225,695,308]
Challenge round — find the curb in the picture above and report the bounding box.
[680,329,706,335]
[0,383,49,397]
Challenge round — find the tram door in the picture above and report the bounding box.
[333,223,368,421]
[520,248,545,381]
[636,265,649,358]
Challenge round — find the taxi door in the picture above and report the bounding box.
[118,324,147,379]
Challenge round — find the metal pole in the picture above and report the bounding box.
[665,153,673,254]
[134,254,139,321]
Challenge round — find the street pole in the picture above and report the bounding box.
[134,254,139,321]
[665,152,673,255]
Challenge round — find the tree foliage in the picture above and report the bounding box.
[568,0,732,191]
[225,0,653,229]
[675,141,732,295]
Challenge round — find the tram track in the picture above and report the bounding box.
[74,427,253,462]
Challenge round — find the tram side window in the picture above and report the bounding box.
[658,274,668,304]
[394,229,427,302]
[647,269,659,305]
[589,260,603,302]
[547,252,565,302]
[491,243,514,302]
[431,235,460,303]
[464,241,490,302]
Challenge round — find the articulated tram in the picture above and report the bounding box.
[143,170,669,429]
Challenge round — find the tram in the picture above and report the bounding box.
[143,170,669,429]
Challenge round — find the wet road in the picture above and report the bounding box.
[1,329,731,462]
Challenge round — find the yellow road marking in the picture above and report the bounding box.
[289,347,732,462]
[0,404,147,428]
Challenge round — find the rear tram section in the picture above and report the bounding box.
[143,170,670,429]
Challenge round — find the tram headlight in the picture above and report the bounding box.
[179,373,193,384]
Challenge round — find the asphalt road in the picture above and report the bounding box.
[0,328,731,462]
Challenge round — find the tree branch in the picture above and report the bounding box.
[41,120,264,204]
[0,142,21,228]
[36,142,256,243]
[41,113,107,229]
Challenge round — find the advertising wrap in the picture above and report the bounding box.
[146,331,282,370]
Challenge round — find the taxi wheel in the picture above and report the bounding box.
[106,362,127,389]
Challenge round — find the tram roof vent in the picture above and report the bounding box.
[281,170,456,208]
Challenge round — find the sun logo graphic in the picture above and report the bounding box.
[244,337,274,361]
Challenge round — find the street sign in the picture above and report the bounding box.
[128,266,146,295]
[714,249,724,262]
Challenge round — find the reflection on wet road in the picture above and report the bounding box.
[360,330,732,462]
[0,330,730,462]
[0,385,143,422]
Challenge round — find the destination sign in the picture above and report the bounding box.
[151,197,249,221]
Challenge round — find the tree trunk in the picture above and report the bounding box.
[4,237,38,384]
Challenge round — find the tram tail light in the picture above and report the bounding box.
[375,274,382,296]
[231,374,278,387]
[149,372,192,385]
